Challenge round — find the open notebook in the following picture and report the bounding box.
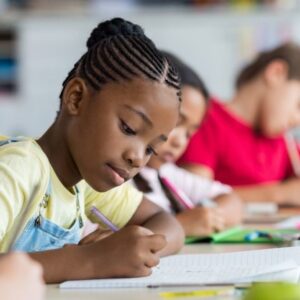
[60,246,300,289]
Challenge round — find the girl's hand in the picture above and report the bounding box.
[0,252,45,300]
[79,228,113,245]
[82,225,167,278]
[176,207,225,236]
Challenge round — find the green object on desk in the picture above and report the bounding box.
[243,282,300,300]
[185,227,300,244]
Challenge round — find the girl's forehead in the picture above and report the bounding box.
[94,79,180,112]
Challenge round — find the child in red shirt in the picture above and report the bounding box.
[178,43,300,205]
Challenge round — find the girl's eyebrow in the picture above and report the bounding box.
[123,104,167,142]
[123,104,153,127]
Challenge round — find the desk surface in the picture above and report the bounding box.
[45,243,274,300]
[46,206,300,299]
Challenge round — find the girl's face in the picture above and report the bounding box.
[147,86,206,170]
[259,80,300,137]
[66,78,179,192]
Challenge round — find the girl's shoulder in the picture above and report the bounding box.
[0,137,50,180]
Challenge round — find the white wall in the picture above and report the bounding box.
[1,9,300,136]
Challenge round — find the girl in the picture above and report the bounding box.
[178,43,300,205]
[0,18,184,283]
[0,253,45,300]
[133,52,242,237]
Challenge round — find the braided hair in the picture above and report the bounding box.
[59,18,181,106]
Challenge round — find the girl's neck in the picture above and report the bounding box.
[36,123,81,189]
[226,81,263,128]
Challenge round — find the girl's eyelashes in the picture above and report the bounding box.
[120,120,136,136]
[146,146,158,156]
[119,118,157,156]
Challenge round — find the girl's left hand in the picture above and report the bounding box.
[79,229,113,245]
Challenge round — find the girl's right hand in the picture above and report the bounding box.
[176,207,225,236]
[0,252,45,300]
[83,225,167,278]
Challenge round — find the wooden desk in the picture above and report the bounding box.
[45,243,273,300]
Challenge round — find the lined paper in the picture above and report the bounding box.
[60,246,300,289]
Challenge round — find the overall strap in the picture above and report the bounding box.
[0,137,24,147]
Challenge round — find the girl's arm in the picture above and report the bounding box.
[29,197,184,284]
[179,163,214,179]
[234,178,300,205]
[161,164,243,226]
[127,196,185,256]
[30,224,169,283]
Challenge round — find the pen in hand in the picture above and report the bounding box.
[90,206,119,232]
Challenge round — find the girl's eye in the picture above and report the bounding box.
[146,146,158,156]
[120,120,136,136]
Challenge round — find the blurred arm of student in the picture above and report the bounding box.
[162,164,243,227]
[180,163,214,179]
[176,207,224,236]
[234,178,300,206]
[0,252,45,300]
[175,192,242,237]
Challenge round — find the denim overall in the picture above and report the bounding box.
[0,138,84,252]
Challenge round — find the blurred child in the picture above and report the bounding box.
[0,252,45,300]
[133,52,242,237]
[178,43,300,205]
[0,18,184,283]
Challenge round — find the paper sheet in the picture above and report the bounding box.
[60,246,300,289]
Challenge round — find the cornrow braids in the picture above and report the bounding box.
[59,18,181,107]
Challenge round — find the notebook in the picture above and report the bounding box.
[60,246,300,289]
[185,227,300,244]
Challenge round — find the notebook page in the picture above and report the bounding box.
[60,246,300,289]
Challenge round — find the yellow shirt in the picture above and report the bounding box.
[0,138,143,252]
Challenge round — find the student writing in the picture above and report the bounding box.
[0,18,184,283]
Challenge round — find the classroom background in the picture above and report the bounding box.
[1,0,300,137]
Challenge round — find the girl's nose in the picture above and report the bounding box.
[124,147,145,169]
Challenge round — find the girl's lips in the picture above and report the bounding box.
[106,164,129,186]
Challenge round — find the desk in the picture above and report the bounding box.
[46,206,300,299]
[45,243,273,300]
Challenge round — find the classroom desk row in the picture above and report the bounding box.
[46,206,300,300]
[46,243,275,300]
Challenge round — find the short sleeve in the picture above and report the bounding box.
[0,159,25,241]
[177,112,220,172]
[0,140,47,243]
[84,182,143,229]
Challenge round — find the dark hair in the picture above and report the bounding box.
[133,173,183,213]
[161,50,210,101]
[59,18,181,106]
[236,42,300,89]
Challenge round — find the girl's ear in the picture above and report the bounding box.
[61,78,89,115]
[263,59,289,87]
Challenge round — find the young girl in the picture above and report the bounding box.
[178,43,300,205]
[0,253,45,300]
[0,18,184,283]
[133,52,243,237]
